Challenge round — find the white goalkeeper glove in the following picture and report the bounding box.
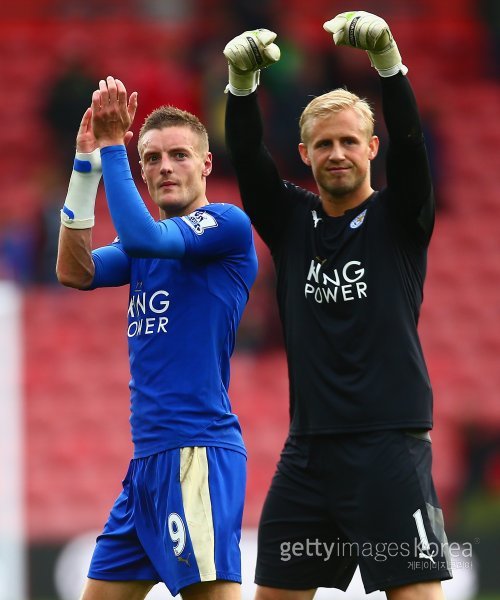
[60,148,102,229]
[223,29,281,96]
[323,11,408,77]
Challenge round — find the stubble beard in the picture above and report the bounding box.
[320,167,367,199]
[322,177,360,199]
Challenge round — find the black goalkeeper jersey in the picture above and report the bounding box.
[226,74,435,434]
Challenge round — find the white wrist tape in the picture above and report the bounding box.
[373,63,408,77]
[225,69,260,96]
[61,148,102,229]
[368,49,408,77]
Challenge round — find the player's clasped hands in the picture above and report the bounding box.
[91,75,138,147]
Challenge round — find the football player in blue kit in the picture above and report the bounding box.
[224,10,452,600]
[56,76,257,600]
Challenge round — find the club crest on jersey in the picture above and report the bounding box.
[182,210,218,235]
[350,209,367,229]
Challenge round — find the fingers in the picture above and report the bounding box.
[115,78,137,122]
[127,91,139,124]
[255,29,277,46]
[93,76,127,110]
[124,131,134,147]
[90,76,138,145]
[263,42,280,63]
[76,106,96,153]
[224,29,280,66]
[107,76,119,104]
[98,76,117,107]
[323,15,348,45]
[78,107,92,133]
[115,78,127,105]
[91,89,101,115]
[98,77,112,107]
[323,17,342,35]
[324,11,391,51]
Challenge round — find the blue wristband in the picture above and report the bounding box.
[73,157,92,173]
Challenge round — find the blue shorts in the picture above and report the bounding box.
[88,446,246,596]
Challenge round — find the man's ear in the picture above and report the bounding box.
[298,143,311,166]
[202,152,213,177]
[368,135,380,160]
[139,161,147,183]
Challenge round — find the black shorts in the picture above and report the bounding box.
[255,430,453,593]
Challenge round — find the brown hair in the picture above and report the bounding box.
[138,105,209,155]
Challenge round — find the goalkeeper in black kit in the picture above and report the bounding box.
[224,10,452,600]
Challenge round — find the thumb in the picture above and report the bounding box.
[128,91,138,124]
[124,131,134,147]
[323,19,336,34]
[323,15,348,45]
[263,43,281,63]
[255,29,277,46]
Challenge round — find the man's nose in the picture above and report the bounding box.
[159,156,173,173]
[328,142,345,161]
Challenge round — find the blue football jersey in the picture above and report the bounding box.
[93,203,257,458]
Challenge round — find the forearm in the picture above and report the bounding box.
[56,226,95,289]
[225,92,283,196]
[57,146,102,288]
[225,92,287,247]
[226,92,265,158]
[381,73,431,191]
[381,74,434,235]
[380,73,424,145]
[223,30,286,220]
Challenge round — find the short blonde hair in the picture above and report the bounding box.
[299,89,374,144]
[138,105,209,156]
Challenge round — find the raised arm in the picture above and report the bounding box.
[91,77,185,259]
[56,108,103,289]
[223,30,290,248]
[324,11,434,240]
[380,73,433,238]
[56,97,138,289]
[99,145,185,258]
